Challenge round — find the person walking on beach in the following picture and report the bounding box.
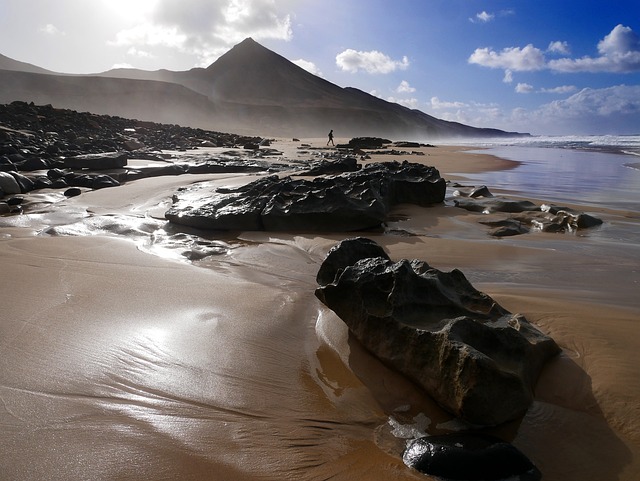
[327,129,334,146]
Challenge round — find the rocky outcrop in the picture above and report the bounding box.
[166,161,446,231]
[403,433,541,480]
[315,238,560,425]
[452,185,603,236]
[0,101,270,200]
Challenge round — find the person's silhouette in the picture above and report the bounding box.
[327,129,334,146]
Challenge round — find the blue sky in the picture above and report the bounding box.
[1,0,639,135]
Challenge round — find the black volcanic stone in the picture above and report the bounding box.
[315,237,560,425]
[64,187,82,197]
[403,433,541,480]
[166,161,445,231]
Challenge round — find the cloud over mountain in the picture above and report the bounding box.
[109,0,293,66]
[336,49,409,74]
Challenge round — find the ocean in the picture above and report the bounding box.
[440,135,640,213]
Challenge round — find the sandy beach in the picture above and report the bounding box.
[1,139,639,480]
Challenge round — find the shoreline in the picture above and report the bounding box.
[1,140,639,480]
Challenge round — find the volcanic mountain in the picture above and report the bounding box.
[0,38,525,138]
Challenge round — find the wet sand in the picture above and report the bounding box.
[1,139,638,480]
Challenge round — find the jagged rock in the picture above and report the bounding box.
[316,237,390,286]
[315,238,560,425]
[63,152,128,170]
[298,156,359,176]
[166,161,445,231]
[403,433,541,480]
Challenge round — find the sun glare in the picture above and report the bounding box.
[100,0,159,22]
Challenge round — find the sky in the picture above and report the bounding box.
[1,0,639,135]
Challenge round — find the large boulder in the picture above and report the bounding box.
[315,238,560,425]
[166,161,445,231]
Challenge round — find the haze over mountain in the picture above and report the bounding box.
[0,38,525,139]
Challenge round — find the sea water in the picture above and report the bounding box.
[439,135,640,213]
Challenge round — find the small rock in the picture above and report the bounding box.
[403,433,541,480]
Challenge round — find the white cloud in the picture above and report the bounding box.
[470,25,640,79]
[515,83,534,93]
[127,47,155,58]
[109,0,293,66]
[40,24,65,36]
[110,24,188,49]
[547,41,570,55]
[548,24,640,73]
[540,85,577,94]
[387,96,419,109]
[538,85,640,118]
[292,59,322,77]
[336,49,409,74]
[396,80,416,93]
[429,97,469,110]
[111,63,134,69]
[470,11,495,23]
[468,44,546,71]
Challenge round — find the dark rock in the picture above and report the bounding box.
[9,172,35,193]
[0,156,16,172]
[260,176,388,231]
[0,171,21,195]
[469,185,493,198]
[50,178,68,189]
[47,168,66,180]
[65,173,94,188]
[7,196,24,206]
[63,152,128,170]
[298,156,359,176]
[339,137,391,149]
[91,175,120,189]
[369,161,446,206]
[315,238,560,425]
[316,237,390,286]
[32,176,53,189]
[64,187,82,197]
[166,161,445,232]
[403,433,541,480]
[16,157,49,171]
[575,212,603,228]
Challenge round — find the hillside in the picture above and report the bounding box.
[0,39,527,139]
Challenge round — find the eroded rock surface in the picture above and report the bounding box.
[166,161,445,231]
[315,238,560,425]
